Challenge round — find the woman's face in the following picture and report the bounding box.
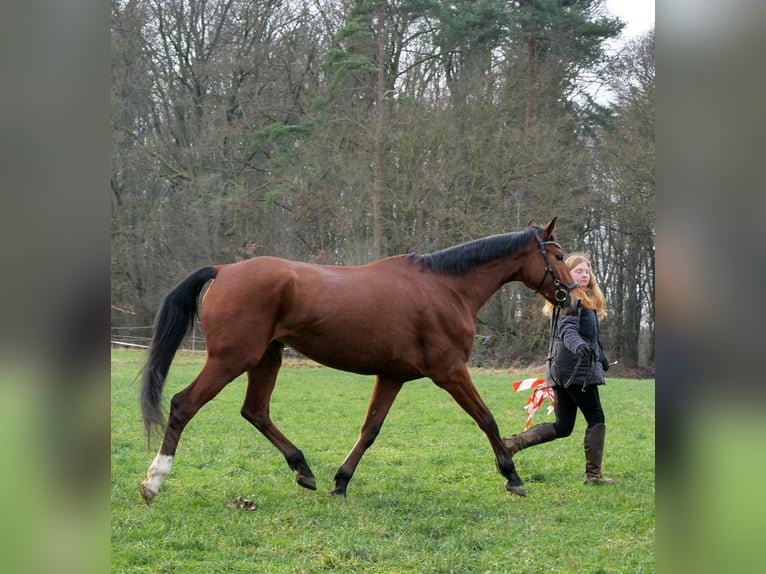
[570,261,591,288]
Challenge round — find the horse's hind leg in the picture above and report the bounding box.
[331,375,403,497]
[241,342,316,491]
[140,358,244,504]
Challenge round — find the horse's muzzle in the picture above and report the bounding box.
[559,293,581,316]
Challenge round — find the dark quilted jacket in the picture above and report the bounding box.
[547,307,609,388]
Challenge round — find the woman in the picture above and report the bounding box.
[504,253,614,485]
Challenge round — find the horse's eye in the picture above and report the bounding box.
[556,254,564,261]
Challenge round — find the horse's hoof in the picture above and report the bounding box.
[140,483,157,505]
[296,474,317,491]
[505,481,527,497]
[328,488,347,497]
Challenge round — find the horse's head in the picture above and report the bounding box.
[527,218,581,314]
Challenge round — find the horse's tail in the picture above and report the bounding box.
[140,266,218,447]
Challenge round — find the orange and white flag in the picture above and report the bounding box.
[512,377,546,392]
[512,378,555,430]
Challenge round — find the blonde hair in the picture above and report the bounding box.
[543,253,607,319]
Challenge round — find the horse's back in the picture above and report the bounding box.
[199,255,447,376]
[209,255,417,302]
[199,255,401,333]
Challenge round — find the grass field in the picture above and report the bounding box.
[111,349,654,573]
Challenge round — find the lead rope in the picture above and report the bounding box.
[577,306,596,392]
[579,313,602,392]
[548,306,582,388]
[548,304,592,390]
[546,306,562,384]
[580,356,595,392]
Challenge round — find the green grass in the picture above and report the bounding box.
[112,349,654,573]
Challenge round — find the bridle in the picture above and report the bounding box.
[532,230,578,307]
[532,230,594,391]
[535,231,593,392]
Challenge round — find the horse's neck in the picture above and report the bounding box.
[446,259,522,314]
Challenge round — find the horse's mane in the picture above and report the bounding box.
[406,227,539,276]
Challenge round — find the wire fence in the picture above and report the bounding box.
[110,325,304,358]
[111,324,207,352]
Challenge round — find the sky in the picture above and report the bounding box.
[605,0,655,42]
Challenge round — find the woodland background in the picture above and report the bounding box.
[111,0,654,372]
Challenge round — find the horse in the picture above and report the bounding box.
[139,218,579,504]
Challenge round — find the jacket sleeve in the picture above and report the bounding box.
[558,315,587,354]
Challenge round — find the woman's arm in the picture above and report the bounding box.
[559,315,587,354]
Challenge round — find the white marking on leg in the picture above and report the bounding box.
[142,453,174,496]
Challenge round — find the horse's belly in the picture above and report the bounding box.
[278,333,422,379]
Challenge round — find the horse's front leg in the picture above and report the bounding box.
[490,423,527,496]
[331,376,403,496]
[433,365,527,496]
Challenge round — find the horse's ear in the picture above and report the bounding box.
[544,217,558,237]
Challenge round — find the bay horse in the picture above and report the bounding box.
[139,218,579,504]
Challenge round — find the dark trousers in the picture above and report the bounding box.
[552,385,605,438]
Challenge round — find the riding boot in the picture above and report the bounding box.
[583,423,615,484]
[502,423,557,456]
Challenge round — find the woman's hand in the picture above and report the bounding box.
[576,345,595,361]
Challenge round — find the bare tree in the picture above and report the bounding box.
[111,0,653,369]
